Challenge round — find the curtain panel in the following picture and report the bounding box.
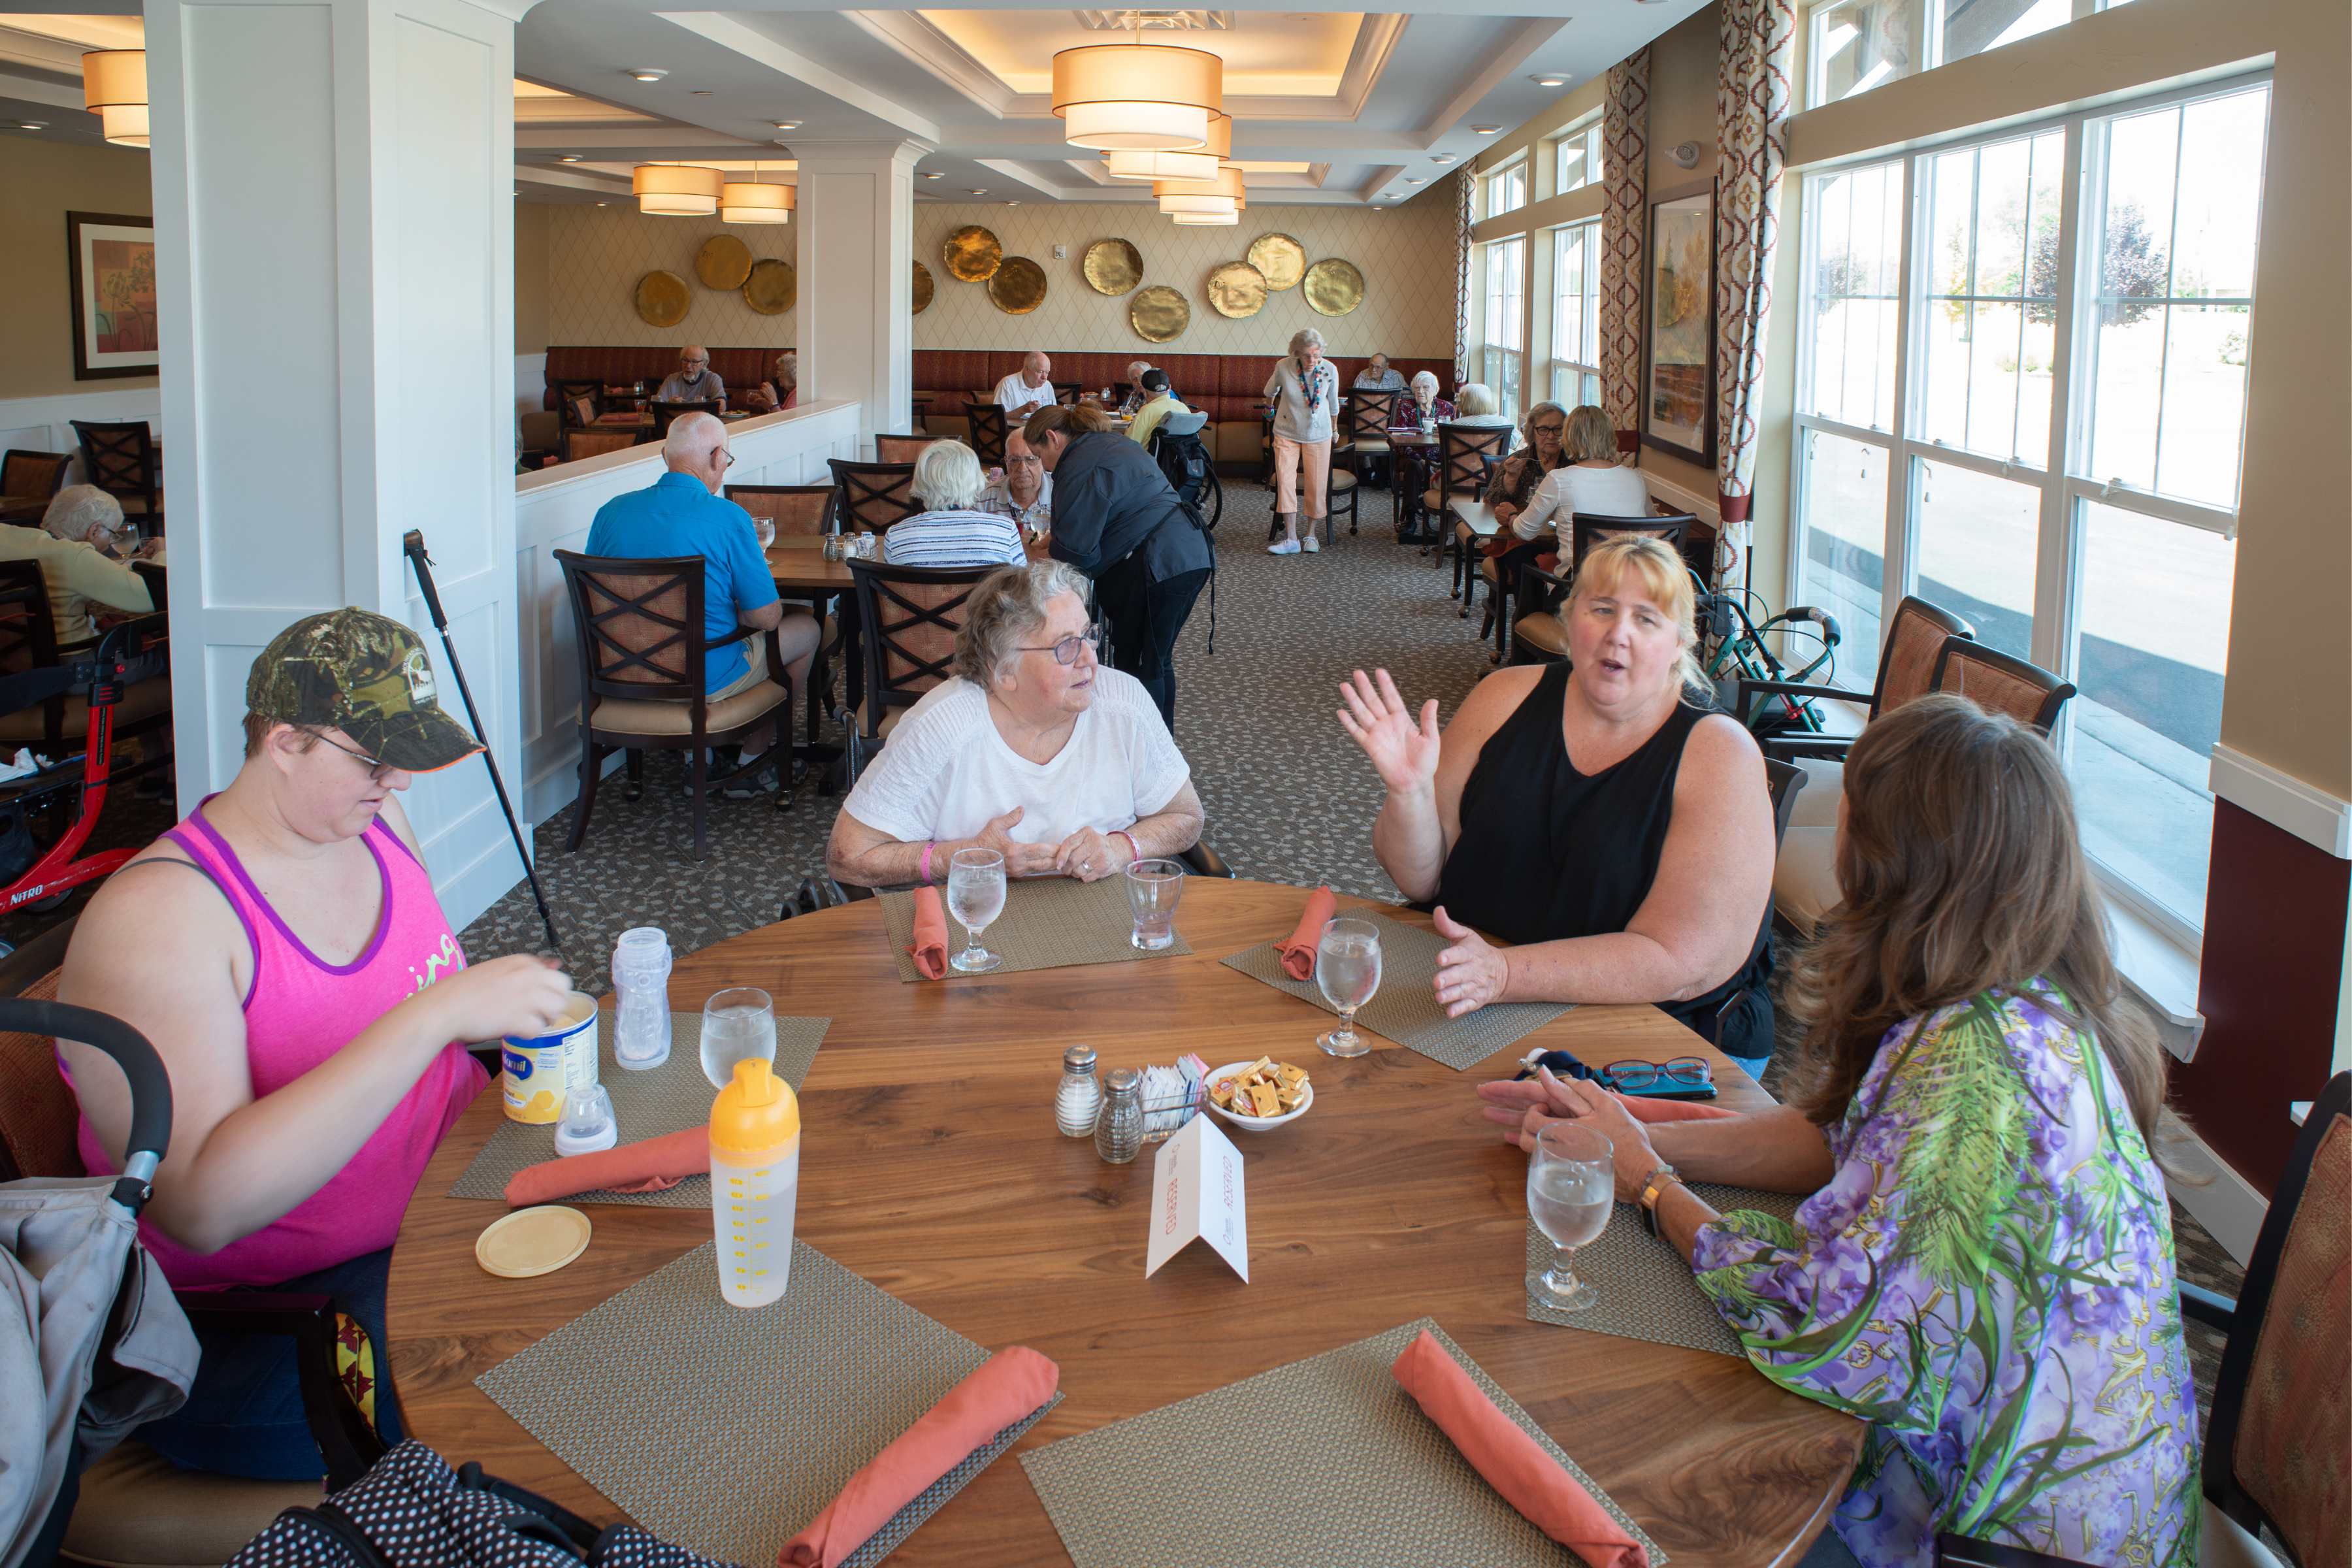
[1454,167,1475,385]
[1713,0,1797,574]
[1599,48,1652,459]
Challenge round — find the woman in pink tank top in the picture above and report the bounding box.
[56,609,574,1478]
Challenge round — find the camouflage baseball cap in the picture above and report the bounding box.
[246,608,483,774]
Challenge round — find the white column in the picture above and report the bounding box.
[792,139,928,453]
[148,0,532,929]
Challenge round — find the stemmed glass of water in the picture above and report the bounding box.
[1527,1122,1612,1311]
[700,987,778,1090]
[1313,916,1381,1058]
[946,847,1007,973]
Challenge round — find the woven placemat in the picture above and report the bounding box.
[1524,1183,1805,1356]
[1219,911,1571,1071]
[478,1240,1060,1568]
[877,875,1192,983]
[448,1013,828,1207]
[1019,1316,1662,1568]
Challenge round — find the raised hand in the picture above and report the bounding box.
[1336,668,1442,796]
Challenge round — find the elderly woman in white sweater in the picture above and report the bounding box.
[1262,327,1341,556]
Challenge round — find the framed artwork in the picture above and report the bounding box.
[1641,184,1716,468]
[67,210,157,380]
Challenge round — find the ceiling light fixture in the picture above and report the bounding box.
[772,120,801,130]
[629,68,667,82]
[1105,109,1228,183]
[1052,39,1222,151]
[1431,155,1454,164]
[1170,209,1238,225]
[1471,124,1501,134]
[1406,177,1423,184]
[721,161,794,223]
[559,154,583,163]
[968,188,988,195]
[1529,73,1566,86]
[80,50,146,147]
[632,162,721,216]
[1156,165,1243,216]
[18,120,48,131]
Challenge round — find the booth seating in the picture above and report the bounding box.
[540,348,791,414]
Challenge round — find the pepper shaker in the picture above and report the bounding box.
[1094,1068,1144,1164]
[1054,1043,1102,1138]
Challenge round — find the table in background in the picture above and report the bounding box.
[766,543,857,775]
[1449,497,1558,659]
[389,879,1861,1567]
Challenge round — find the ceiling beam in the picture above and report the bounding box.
[1416,15,1565,143]
[656,10,944,142]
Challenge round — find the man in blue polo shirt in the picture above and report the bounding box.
[585,412,819,792]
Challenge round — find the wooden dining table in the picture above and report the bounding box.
[387,879,1861,1567]
[765,543,858,766]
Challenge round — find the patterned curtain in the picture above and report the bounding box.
[1454,167,1475,386]
[1713,0,1797,581]
[1599,48,1651,461]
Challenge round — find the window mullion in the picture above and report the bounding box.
[1886,152,1922,621]
[2034,120,2087,686]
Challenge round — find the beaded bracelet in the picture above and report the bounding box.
[1109,829,1138,867]
[919,840,937,884]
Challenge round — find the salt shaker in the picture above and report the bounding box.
[1054,1043,1102,1138]
[1094,1068,1144,1164]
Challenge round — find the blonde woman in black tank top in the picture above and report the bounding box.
[1335,536,1780,1067]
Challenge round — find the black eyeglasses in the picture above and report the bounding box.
[314,732,399,782]
[1015,623,1100,666]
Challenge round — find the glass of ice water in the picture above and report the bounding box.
[1527,1121,1613,1311]
[1313,916,1382,1058]
[1123,858,1184,950]
[946,847,1007,973]
[700,987,778,1090]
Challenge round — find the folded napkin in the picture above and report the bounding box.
[1391,1330,1647,1568]
[504,1127,708,1207]
[1275,885,1339,981]
[908,885,949,980]
[1614,1092,1739,1124]
[779,1346,1059,1568]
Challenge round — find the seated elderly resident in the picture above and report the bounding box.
[57,608,575,1478]
[656,344,725,405]
[1512,404,1646,539]
[1124,368,1185,449]
[883,442,1028,569]
[1113,360,1154,416]
[1353,353,1406,392]
[977,431,1051,537]
[826,561,1203,888]
[1397,371,1454,429]
[1336,535,1778,1068]
[745,350,796,414]
[0,484,155,643]
[1484,400,1571,531]
[1450,382,1516,428]
[1477,694,2197,1568]
[994,351,1058,420]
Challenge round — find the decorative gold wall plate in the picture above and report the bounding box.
[944,225,1003,282]
[694,234,753,290]
[1082,238,1144,295]
[634,270,690,327]
[988,255,1048,314]
[1205,261,1267,319]
[1129,284,1190,343]
[1247,233,1307,291]
[1303,257,1365,317]
[912,259,935,315]
[742,257,796,315]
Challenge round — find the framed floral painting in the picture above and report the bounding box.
[1641,184,1716,468]
[68,210,157,380]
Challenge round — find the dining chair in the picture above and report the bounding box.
[843,559,992,783]
[67,421,161,529]
[962,403,1009,470]
[1421,423,1511,612]
[873,433,942,464]
[1053,382,1084,408]
[563,429,640,464]
[1929,637,2076,732]
[1,451,71,521]
[0,560,173,767]
[826,459,921,537]
[552,550,798,860]
[647,400,724,440]
[1344,389,1401,502]
[727,483,844,743]
[1492,512,1699,663]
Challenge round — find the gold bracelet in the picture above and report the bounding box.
[1638,1164,1682,1238]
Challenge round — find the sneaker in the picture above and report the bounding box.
[719,749,777,798]
[1267,539,1301,555]
[1300,534,1320,553]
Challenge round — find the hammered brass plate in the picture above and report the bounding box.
[1129,284,1190,344]
[1082,238,1144,295]
[1303,257,1365,317]
[1205,260,1267,319]
[988,255,1047,315]
[911,260,935,314]
[1248,233,1307,291]
[743,257,796,316]
[634,270,690,327]
[694,233,753,291]
[944,225,1003,282]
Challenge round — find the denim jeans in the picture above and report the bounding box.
[137,1247,402,1480]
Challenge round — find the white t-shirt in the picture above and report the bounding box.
[843,669,1191,849]
[1515,461,1652,540]
[994,372,1057,419]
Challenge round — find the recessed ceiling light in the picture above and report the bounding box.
[559,154,583,163]
[16,121,46,131]
[921,172,943,179]
[595,202,608,206]
[1006,201,1020,206]
[629,68,666,82]
[772,120,801,130]
[1472,124,1501,134]
[968,188,987,195]
[1431,155,1454,164]
[1529,73,1566,86]
[1406,177,1424,184]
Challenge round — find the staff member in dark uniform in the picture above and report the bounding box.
[1332,534,1780,1073]
[1022,404,1213,732]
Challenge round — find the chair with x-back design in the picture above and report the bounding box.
[962,403,1009,470]
[826,458,922,538]
[843,559,993,783]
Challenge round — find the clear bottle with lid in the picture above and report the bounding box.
[1054,1044,1101,1138]
[710,1056,801,1309]
[612,927,673,1070]
[1094,1068,1144,1165]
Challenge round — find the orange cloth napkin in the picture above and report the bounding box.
[908,885,949,979]
[1390,1330,1648,1568]
[779,1346,1060,1568]
[1275,885,1339,981]
[1612,1092,1739,1124]
[503,1126,708,1207]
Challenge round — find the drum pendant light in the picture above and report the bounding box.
[1154,166,1245,216]
[1106,112,1229,183]
[633,163,722,216]
[721,166,794,224]
[1170,210,1240,225]
[1052,41,1222,152]
[80,51,148,147]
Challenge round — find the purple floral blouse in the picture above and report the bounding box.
[1691,985,2200,1567]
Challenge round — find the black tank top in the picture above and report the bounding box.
[1435,664,1773,1056]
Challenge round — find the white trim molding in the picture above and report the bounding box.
[2166,1124,2270,1268]
[2210,744,2352,858]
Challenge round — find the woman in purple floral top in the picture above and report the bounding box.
[1482,694,2198,1567]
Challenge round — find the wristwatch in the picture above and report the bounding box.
[1638,1164,1683,1239]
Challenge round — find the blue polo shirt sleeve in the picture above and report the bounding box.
[715,500,780,615]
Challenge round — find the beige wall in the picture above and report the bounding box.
[514,199,549,355]
[1625,6,1722,510]
[909,199,1457,359]
[0,138,155,401]
[544,203,797,351]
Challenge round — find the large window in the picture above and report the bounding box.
[1548,221,1601,408]
[1553,116,1603,196]
[1806,0,2076,109]
[1482,237,1525,412]
[1789,76,2270,939]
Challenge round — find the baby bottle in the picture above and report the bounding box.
[710,1056,801,1309]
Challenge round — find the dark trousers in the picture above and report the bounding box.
[1096,563,1210,732]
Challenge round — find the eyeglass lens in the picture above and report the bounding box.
[1605,1056,1710,1090]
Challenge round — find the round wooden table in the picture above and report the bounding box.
[389,880,1860,1566]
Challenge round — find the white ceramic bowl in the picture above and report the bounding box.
[1204,1060,1314,1132]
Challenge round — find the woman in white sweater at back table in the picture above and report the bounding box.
[1511,404,1650,540]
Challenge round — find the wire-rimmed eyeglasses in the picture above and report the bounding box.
[1015,623,1101,666]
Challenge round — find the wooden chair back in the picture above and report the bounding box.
[874,434,943,465]
[826,459,921,536]
[1928,638,2074,734]
[962,402,1009,470]
[564,430,639,464]
[555,382,604,428]
[1053,382,1084,407]
[1347,390,1401,445]
[1,451,71,510]
[1874,595,1975,717]
[1567,512,1695,570]
[67,421,159,517]
[847,561,990,738]
[0,919,73,1184]
[1433,423,1511,498]
[648,400,724,440]
[725,485,838,538]
[0,559,59,676]
[555,552,706,704]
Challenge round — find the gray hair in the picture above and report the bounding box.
[911,440,986,510]
[1288,327,1325,357]
[1522,399,1569,444]
[954,560,1090,686]
[1410,370,1441,394]
[661,412,726,468]
[1455,383,1498,417]
[44,484,122,543]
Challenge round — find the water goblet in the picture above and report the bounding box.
[946,847,1007,972]
[1313,916,1381,1058]
[1123,858,1184,950]
[699,987,778,1090]
[1527,1121,1612,1310]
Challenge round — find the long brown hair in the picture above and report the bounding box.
[1784,694,2168,1146]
